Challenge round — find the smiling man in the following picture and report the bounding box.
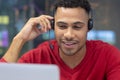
[0,0,120,80]
[54,7,88,69]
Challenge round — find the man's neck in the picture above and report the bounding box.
[59,46,86,69]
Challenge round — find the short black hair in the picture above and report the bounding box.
[54,0,91,14]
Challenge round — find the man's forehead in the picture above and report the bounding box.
[54,7,89,22]
[54,7,88,17]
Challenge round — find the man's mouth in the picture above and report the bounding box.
[62,41,78,49]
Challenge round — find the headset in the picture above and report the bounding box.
[49,9,94,50]
[37,9,93,50]
[50,19,54,30]
[88,8,94,30]
[48,20,54,50]
[50,10,93,30]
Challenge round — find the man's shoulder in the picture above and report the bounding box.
[87,40,112,46]
[86,40,118,50]
[87,40,120,53]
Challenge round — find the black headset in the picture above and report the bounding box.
[51,10,93,30]
[88,9,93,30]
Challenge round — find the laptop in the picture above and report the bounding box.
[0,63,60,80]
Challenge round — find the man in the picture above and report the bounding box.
[0,0,120,80]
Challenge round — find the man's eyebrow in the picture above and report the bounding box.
[56,21,85,25]
[56,21,67,25]
[73,21,85,25]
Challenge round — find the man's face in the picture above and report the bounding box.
[54,7,89,56]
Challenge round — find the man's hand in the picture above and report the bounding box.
[15,15,53,43]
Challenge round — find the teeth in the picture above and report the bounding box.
[66,43,73,44]
[65,42,74,45]
[62,40,77,45]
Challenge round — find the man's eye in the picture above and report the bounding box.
[73,26,82,29]
[58,25,67,29]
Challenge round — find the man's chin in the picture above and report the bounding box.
[60,48,77,56]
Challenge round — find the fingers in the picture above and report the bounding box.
[18,15,53,40]
[34,15,54,32]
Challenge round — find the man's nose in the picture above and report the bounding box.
[64,28,74,40]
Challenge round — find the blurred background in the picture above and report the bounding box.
[0,0,120,57]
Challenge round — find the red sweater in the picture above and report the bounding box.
[0,40,120,80]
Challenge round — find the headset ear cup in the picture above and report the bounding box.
[50,19,54,30]
[88,18,93,30]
